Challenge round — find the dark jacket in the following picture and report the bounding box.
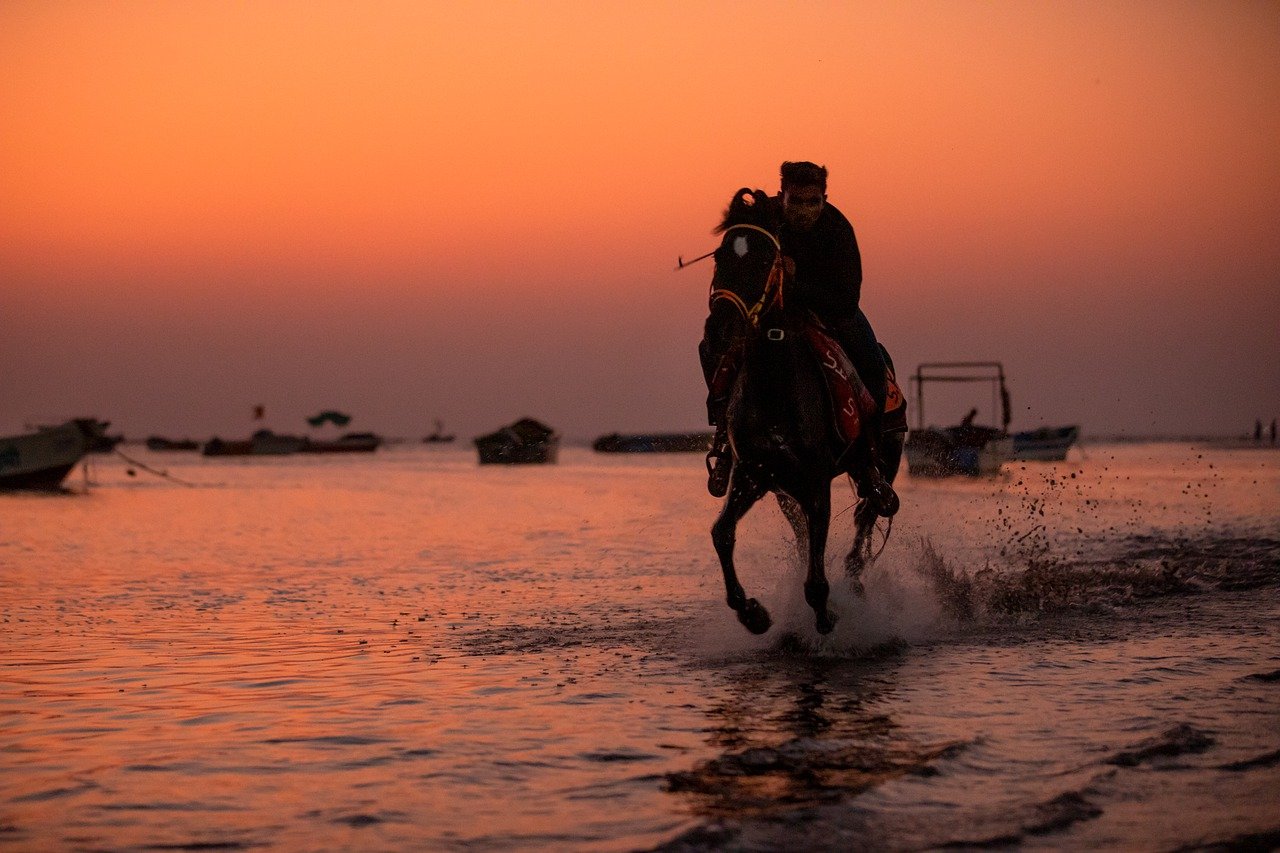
[777,198,862,321]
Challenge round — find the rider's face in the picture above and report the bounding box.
[782,185,825,230]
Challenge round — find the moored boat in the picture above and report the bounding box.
[906,425,1014,476]
[592,431,714,453]
[146,436,200,451]
[0,421,90,490]
[300,432,383,453]
[475,418,559,464]
[423,419,457,443]
[202,430,307,457]
[40,418,122,453]
[904,361,1014,477]
[1011,425,1080,461]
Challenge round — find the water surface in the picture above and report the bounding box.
[2,443,1278,850]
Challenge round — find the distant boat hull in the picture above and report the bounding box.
[203,431,307,456]
[1011,425,1080,461]
[146,436,199,451]
[592,432,713,453]
[906,427,1013,477]
[300,433,383,453]
[475,418,560,464]
[0,422,89,490]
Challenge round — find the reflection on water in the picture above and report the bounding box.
[663,653,968,821]
[2,444,1278,850]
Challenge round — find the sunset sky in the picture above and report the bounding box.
[3,1,1278,441]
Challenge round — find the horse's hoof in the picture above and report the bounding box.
[737,598,772,635]
[816,609,838,635]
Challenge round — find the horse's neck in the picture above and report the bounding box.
[738,333,824,417]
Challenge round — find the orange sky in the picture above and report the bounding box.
[3,2,1278,439]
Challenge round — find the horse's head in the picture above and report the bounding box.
[708,188,788,338]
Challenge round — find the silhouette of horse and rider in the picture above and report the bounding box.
[694,164,905,636]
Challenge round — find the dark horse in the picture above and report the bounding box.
[704,188,904,635]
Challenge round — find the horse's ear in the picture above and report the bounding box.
[717,187,759,232]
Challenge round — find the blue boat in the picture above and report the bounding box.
[1011,425,1080,461]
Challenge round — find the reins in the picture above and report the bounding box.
[708,224,786,329]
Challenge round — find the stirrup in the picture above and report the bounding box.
[706,447,731,497]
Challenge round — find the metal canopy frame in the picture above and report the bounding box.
[909,361,1011,432]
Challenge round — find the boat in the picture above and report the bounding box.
[0,421,90,490]
[1011,425,1080,461]
[38,418,122,453]
[300,432,383,453]
[592,431,714,453]
[906,424,1013,477]
[474,417,559,464]
[904,361,1015,476]
[146,436,200,451]
[202,430,307,457]
[423,419,456,444]
[77,418,124,453]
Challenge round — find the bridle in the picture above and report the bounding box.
[707,224,787,332]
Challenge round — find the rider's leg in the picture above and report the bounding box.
[831,312,899,516]
[833,311,887,437]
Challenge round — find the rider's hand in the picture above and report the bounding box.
[782,256,796,276]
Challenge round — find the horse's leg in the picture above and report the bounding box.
[843,499,879,596]
[800,486,837,634]
[712,474,771,634]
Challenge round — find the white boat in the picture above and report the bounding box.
[904,361,1015,477]
[906,426,1013,476]
[0,421,90,490]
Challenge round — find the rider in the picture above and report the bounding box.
[700,160,894,497]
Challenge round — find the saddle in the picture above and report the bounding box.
[707,323,907,447]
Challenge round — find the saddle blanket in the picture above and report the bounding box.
[805,326,908,443]
[803,325,876,445]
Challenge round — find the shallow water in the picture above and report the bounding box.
[2,442,1278,851]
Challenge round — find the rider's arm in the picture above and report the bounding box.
[831,217,863,309]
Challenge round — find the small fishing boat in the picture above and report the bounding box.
[423,419,457,444]
[39,417,123,453]
[1011,425,1080,461]
[77,418,124,453]
[475,418,559,464]
[592,431,714,453]
[146,436,200,451]
[300,432,383,453]
[202,430,307,456]
[904,361,1014,477]
[0,421,90,490]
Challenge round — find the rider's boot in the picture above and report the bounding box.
[706,425,732,497]
[865,467,900,518]
[883,405,909,435]
[859,424,899,518]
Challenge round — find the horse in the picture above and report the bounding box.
[703,188,904,636]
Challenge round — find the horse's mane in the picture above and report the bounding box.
[715,187,779,234]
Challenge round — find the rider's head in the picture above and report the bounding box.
[780,161,827,231]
